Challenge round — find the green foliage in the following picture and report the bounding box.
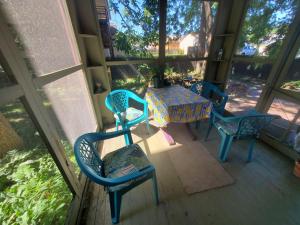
[110,0,217,58]
[0,102,72,225]
[167,0,217,36]
[0,152,72,225]
[137,64,155,77]
[110,0,159,58]
[238,0,299,58]
[281,80,300,91]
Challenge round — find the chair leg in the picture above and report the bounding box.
[121,124,131,145]
[247,139,256,162]
[124,132,131,145]
[221,135,233,162]
[152,172,159,205]
[109,191,122,224]
[116,121,119,131]
[205,120,213,141]
[218,134,227,160]
[146,118,150,133]
[195,121,200,129]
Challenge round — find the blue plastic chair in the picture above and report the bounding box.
[205,109,280,162]
[191,81,228,129]
[105,90,149,144]
[191,81,228,114]
[74,129,159,224]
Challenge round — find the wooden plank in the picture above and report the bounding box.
[33,64,82,87]
[79,33,98,38]
[0,84,24,105]
[273,88,300,102]
[87,65,104,70]
[105,56,208,66]
[232,55,274,64]
[106,59,157,66]
[164,56,207,62]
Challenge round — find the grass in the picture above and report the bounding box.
[0,101,73,225]
[112,76,149,95]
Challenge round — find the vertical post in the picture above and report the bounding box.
[205,0,249,90]
[158,0,167,83]
[215,0,249,89]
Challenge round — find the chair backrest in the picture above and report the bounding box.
[105,89,130,113]
[74,134,106,185]
[236,114,278,138]
[190,81,205,96]
[190,81,228,114]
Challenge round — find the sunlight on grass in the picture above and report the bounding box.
[0,101,73,225]
[281,80,300,91]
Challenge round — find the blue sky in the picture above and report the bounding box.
[109,0,295,36]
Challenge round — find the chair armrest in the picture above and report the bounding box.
[128,95,148,115]
[129,94,147,105]
[211,109,255,125]
[211,110,238,122]
[81,129,132,143]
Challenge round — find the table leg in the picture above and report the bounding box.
[160,127,176,145]
[185,123,197,141]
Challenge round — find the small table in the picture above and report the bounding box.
[146,85,212,145]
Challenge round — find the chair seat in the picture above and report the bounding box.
[215,120,239,135]
[103,144,151,191]
[114,107,144,122]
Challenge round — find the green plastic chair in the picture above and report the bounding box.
[105,89,149,144]
[74,129,159,224]
[206,109,280,162]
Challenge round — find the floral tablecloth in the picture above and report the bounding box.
[146,85,212,127]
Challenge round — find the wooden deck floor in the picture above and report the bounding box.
[81,121,300,225]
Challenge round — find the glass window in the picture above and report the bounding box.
[105,0,159,59]
[165,60,206,87]
[280,47,300,93]
[0,99,72,224]
[38,70,97,176]
[235,0,298,58]
[225,61,272,113]
[265,97,300,149]
[1,0,81,77]
[166,1,218,57]
[110,64,154,96]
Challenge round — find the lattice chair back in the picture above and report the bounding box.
[237,115,278,139]
[190,81,228,114]
[190,81,212,98]
[190,81,204,96]
[74,135,105,185]
[106,90,129,113]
